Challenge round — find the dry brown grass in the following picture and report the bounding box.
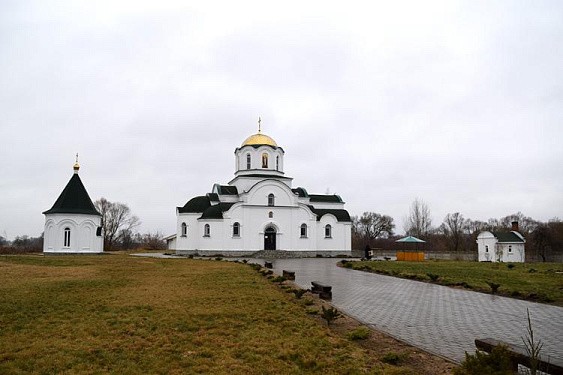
[0,254,456,374]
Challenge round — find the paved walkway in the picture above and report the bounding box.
[263,258,563,364]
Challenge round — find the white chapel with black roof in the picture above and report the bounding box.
[43,158,103,254]
[168,122,352,256]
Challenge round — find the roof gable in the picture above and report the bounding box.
[43,174,100,216]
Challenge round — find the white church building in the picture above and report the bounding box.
[476,222,525,262]
[43,159,103,254]
[168,125,352,256]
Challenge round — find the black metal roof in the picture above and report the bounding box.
[43,174,100,216]
[307,205,351,222]
[200,202,236,219]
[292,187,309,198]
[178,196,211,213]
[309,194,343,203]
[493,232,525,243]
[217,185,238,195]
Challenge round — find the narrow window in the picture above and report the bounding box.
[268,211,273,218]
[204,224,210,237]
[300,224,307,238]
[485,245,489,253]
[508,245,512,253]
[64,227,71,247]
[181,222,187,237]
[262,153,268,168]
[233,222,240,237]
[268,193,275,207]
[246,154,251,169]
[325,224,332,238]
[276,156,279,171]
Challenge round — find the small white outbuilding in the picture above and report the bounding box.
[476,222,525,262]
[43,159,103,254]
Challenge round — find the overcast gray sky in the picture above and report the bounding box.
[1,1,562,240]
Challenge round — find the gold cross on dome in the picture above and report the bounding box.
[258,117,261,133]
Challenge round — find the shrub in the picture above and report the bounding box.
[293,289,306,299]
[427,273,440,282]
[486,282,501,294]
[306,307,318,315]
[528,268,537,273]
[507,264,515,270]
[453,345,513,375]
[302,298,314,306]
[320,306,342,326]
[347,326,371,341]
[271,276,286,283]
[215,257,223,261]
[381,352,401,365]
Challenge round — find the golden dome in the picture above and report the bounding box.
[241,132,278,147]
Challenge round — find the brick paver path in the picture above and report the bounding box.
[267,258,563,363]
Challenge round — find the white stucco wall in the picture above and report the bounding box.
[476,231,525,262]
[44,213,103,253]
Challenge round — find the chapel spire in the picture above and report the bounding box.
[73,153,80,174]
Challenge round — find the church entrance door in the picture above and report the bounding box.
[264,227,276,250]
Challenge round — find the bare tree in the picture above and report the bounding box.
[499,212,539,236]
[440,212,466,252]
[404,198,432,238]
[358,212,395,241]
[94,197,140,250]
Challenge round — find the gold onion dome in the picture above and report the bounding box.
[241,132,278,147]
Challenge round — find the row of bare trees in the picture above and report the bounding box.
[352,199,563,261]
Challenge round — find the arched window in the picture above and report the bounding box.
[181,222,187,237]
[64,227,71,247]
[300,224,307,238]
[485,245,489,253]
[325,224,332,238]
[268,193,275,207]
[262,153,268,168]
[246,154,251,169]
[268,211,273,218]
[508,245,512,253]
[276,156,279,171]
[204,224,210,237]
[233,222,240,237]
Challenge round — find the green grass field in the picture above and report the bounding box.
[344,260,563,306]
[0,254,375,374]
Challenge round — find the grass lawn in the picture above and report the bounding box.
[0,254,457,374]
[343,260,563,306]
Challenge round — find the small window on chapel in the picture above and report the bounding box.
[233,222,240,237]
[268,194,275,207]
[246,154,251,170]
[204,224,210,237]
[485,245,489,253]
[63,227,71,247]
[300,224,308,238]
[181,222,187,237]
[268,211,273,218]
[325,224,332,238]
[276,156,279,171]
[508,245,512,253]
[262,153,268,168]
